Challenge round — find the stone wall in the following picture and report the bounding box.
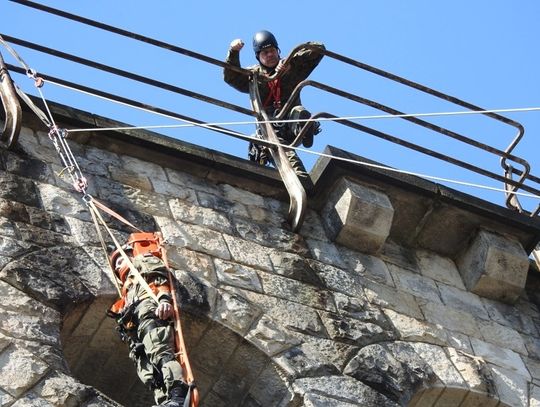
[2,103,540,406]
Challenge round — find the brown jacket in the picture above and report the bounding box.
[223,42,325,114]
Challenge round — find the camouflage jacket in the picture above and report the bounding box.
[223,42,325,114]
[123,254,172,306]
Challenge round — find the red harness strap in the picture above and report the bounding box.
[263,78,281,109]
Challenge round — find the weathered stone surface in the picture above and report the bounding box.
[214,289,261,335]
[416,249,465,289]
[0,389,14,405]
[488,364,528,407]
[17,127,50,161]
[15,221,72,248]
[531,384,540,407]
[167,245,217,285]
[309,259,366,298]
[240,291,327,337]
[482,297,539,337]
[0,171,40,207]
[438,284,490,320]
[274,342,339,379]
[381,240,419,272]
[384,309,447,345]
[320,310,393,346]
[363,279,423,319]
[153,179,198,202]
[0,308,60,346]
[294,375,399,407]
[0,216,18,238]
[446,347,492,394]
[388,264,442,303]
[211,340,269,405]
[305,238,347,269]
[245,364,292,407]
[301,210,331,241]
[523,335,540,360]
[93,176,170,218]
[258,272,335,312]
[4,108,540,407]
[170,197,234,234]
[339,247,394,285]
[470,337,530,378]
[322,178,394,254]
[197,190,249,218]
[477,319,527,355]
[34,371,93,407]
[234,216,309,254]
[109,165,153,191]
[3,151,55,184]
[9,393,54,407]
[0,347,49,397]
[299,333,359,372]
[222,184,265,207]
[334,292,392,329]
[246,315,301,356]
[37,183,89,221]
[0,235,36,258]
[344,342,439,404]
[411,343,465,388]
[0,246,94,311]
[456,229,529,303]
[214,258,263,292]
[222,234,273,270]
[268,250,323,286]
[118,155,167,181]
[157,216,231,260]
[420,300,480,337]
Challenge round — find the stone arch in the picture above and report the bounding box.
[61,295,294,406]
[0,244,294,406]
[343,341,505,406]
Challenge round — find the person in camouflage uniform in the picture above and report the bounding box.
[108,246,187,407]
[223,30,325,188]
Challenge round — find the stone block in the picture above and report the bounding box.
[456,229,529,304]
[470,338,530,378]
[322,178,393,254]
[488,364,528,407]
[245,315,301,356]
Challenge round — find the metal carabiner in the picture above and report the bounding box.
[0,51,21,149]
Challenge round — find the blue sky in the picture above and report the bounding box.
[3,1,540,213]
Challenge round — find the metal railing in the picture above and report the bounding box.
[3,0,540,224]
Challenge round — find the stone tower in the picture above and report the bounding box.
[1,100,540,407]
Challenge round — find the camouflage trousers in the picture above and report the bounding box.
[130,299,184,404]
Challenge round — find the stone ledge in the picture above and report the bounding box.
[311,146,540,257]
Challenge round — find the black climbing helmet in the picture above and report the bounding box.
[253,30,279,57]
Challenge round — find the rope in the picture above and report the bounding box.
[87,199,122,297]
[86,197,159,303]
[3,34,538,202]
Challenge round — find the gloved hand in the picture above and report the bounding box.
[230,39,244,51]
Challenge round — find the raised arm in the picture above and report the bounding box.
[223,39,251,93]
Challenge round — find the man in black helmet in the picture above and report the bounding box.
[223,30,325,187]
